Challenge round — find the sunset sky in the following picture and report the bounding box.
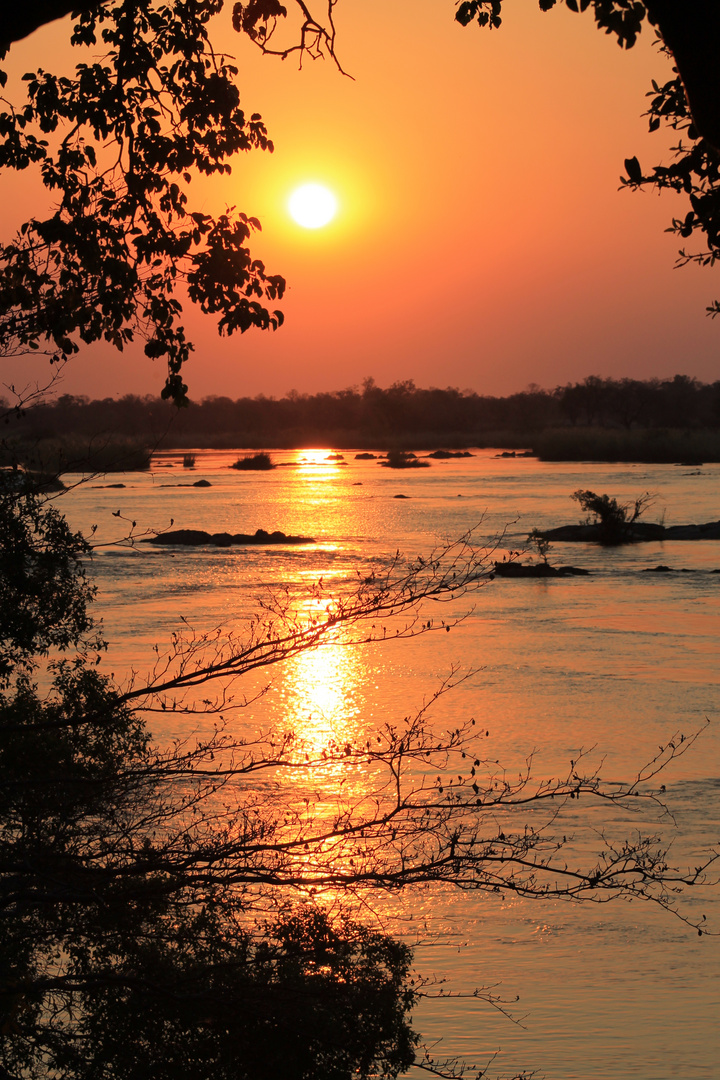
[2,0,719,402]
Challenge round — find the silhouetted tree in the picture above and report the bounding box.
[0,1,285,405]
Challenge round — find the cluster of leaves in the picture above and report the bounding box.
[622,65,720,317]
[0,0,285,404]
[232,0,344,69]
[455,0,650,46]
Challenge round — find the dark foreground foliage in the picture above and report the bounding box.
[0,488,418,1080]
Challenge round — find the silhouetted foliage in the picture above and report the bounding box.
[571,487,655,543]
[526,527,551,564]
[621,46,720,320]
[0,482,97,685]
[0,1,285,404]
[230,451,276,469]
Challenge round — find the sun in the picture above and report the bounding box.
[288,183,338,229]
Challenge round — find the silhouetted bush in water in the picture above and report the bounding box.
[426,450,473,459]
[230,452,275,471]
[572,489,656,545]
[527,528,551,564]
[380,451,430,469]
[182,453,196,468]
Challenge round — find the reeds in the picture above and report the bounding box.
[534,427,720,463]
[0,437,152,474]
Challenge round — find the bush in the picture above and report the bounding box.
[379,450,430,469]
[571,488,655,544]
[230,452,275,470]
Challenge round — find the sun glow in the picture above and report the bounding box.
[288,183,338,229]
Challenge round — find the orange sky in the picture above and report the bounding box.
[1,1,718,402]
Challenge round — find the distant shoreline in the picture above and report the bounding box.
[4,374,720,465]
[5,428,720,472]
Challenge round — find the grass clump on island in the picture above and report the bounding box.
[379,450,430,470]
[230,452,276,471]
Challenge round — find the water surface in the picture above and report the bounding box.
[64,449,720,1079]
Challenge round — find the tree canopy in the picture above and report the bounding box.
[0,0,285,405]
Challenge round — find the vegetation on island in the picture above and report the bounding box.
[230,452,276,470]
[379,450,430,470]
[570,489,657,545]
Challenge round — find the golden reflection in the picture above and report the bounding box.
[294,448,346,475]
[278,639,363,754]
[273,642,374,906]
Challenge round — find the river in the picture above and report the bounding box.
[62,448,720,1080]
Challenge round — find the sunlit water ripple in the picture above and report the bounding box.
[63,449,719,1080]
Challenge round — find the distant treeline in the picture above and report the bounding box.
[4,375,720,462]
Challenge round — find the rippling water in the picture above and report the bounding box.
[63,449,720,1080]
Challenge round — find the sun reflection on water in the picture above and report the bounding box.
[278,637,363,753]
[294,448,347,476]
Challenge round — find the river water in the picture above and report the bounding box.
[62,449,720,1080]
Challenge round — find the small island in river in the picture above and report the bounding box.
[143,528,315,547]
[540,520,720,542]
[493,561,590,578]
